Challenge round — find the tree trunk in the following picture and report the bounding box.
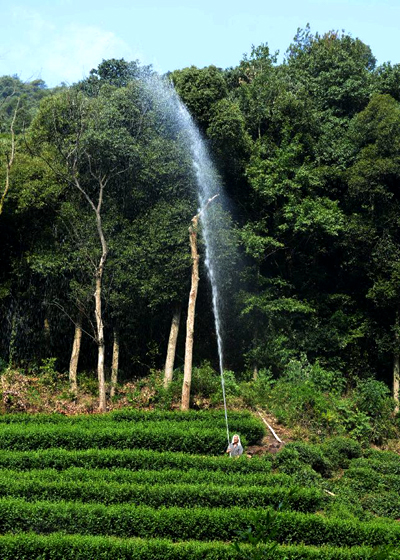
[43,316,51,355]
[181,216,200,410]
[8,310,18,367]
[69,313,82,397]
[110,328,120,399]
[394,310,400,413]
[90,183,107,413]
[164,304,181,388]
[181,195,218,411]
[95,272,106,412]
[253,363,259,380]
[0,99,19,216]
[393,353,399,414]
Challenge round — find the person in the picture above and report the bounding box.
[226,434,243,457]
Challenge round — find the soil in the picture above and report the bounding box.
[246,410,293,457]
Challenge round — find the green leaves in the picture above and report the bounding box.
[171,65,228,128]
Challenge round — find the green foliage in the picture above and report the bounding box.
[252,357,399,445]
[0,75,53,133]
[0,422,250,454]
[232,508,282,560]
[286,27,376,117]
[350,456,400,476]
[2,31,400,408]
[239,368,275,409]
[352,378,396,444]
[0,533,397,560]
[0,497,398,546]
[0,410,397,557]
[276,442,333,477]
[0,474,323,511]
[0,466,292,489]
[171,65,228,128]
[0,446,272,473]
[320,437,362,470]
[0,357,7,374]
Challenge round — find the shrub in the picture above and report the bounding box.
[350,457,400,476]
[0,448,273,473]
[0,422,244,454]
[0,466,293,489]
[0,477,324,512]
[352,379,396,444]
[239,369,275,409]
[0,533,397,560]
[283,359,345,395]
[0,498,398,546]
[321,437,362,470]
[283,442,333,477]
[269,379,343,436]
[360,492,400,519]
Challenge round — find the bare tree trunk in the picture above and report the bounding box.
[74,174,108,413]
[181,195,219,411]
[253,363,259,380]
[181,215,200,410]
[8,310,18,367]
[164,304,181,388]
[43,316,51,356]
[95,271,106,412]
[394,310,400,413]
[69,313,82,397]
[0,99,19,216]
[393,353,399,414]
[110,328,120,398]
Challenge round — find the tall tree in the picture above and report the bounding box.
[31,84,152,409]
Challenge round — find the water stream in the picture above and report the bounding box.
[147,76,231,446]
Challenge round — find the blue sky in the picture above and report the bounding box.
[0,0,399,87]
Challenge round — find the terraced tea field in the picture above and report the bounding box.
[0,409,399,559]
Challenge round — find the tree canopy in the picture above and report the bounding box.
[1,28,400,407]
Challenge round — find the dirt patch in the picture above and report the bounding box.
[245,410,293,457]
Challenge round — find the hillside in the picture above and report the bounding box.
[0,407,398,559]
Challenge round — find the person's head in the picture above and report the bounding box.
[232,434,240,444]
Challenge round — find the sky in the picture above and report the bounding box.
[0,0,399,87]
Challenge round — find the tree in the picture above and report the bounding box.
[0,98,19,215]
[181,211,201,410]
[286,27,376,117]
[171,65,228,129]
[346,93,400,407]
[31,84,151,410]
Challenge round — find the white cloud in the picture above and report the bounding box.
[0,7,139,86]
[43,25,136,84]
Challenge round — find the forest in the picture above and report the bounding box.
[1,26,400,423]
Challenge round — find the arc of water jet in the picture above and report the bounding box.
[195,193,231,449]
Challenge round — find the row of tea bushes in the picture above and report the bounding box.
[360,492,400,519]
[0,409,258,424]
[0,465,289,486]
[0,409,264,439]
[0,533,397,560]
[0,498,398,547]
[350,457,400,476]
[343,467,400,493]
[328,466,400,519]
[0,423,250,453]
[0,478,325,512]
[0,466,292,488]
[0,447,272,473]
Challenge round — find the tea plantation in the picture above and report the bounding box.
[0,409,399,559]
